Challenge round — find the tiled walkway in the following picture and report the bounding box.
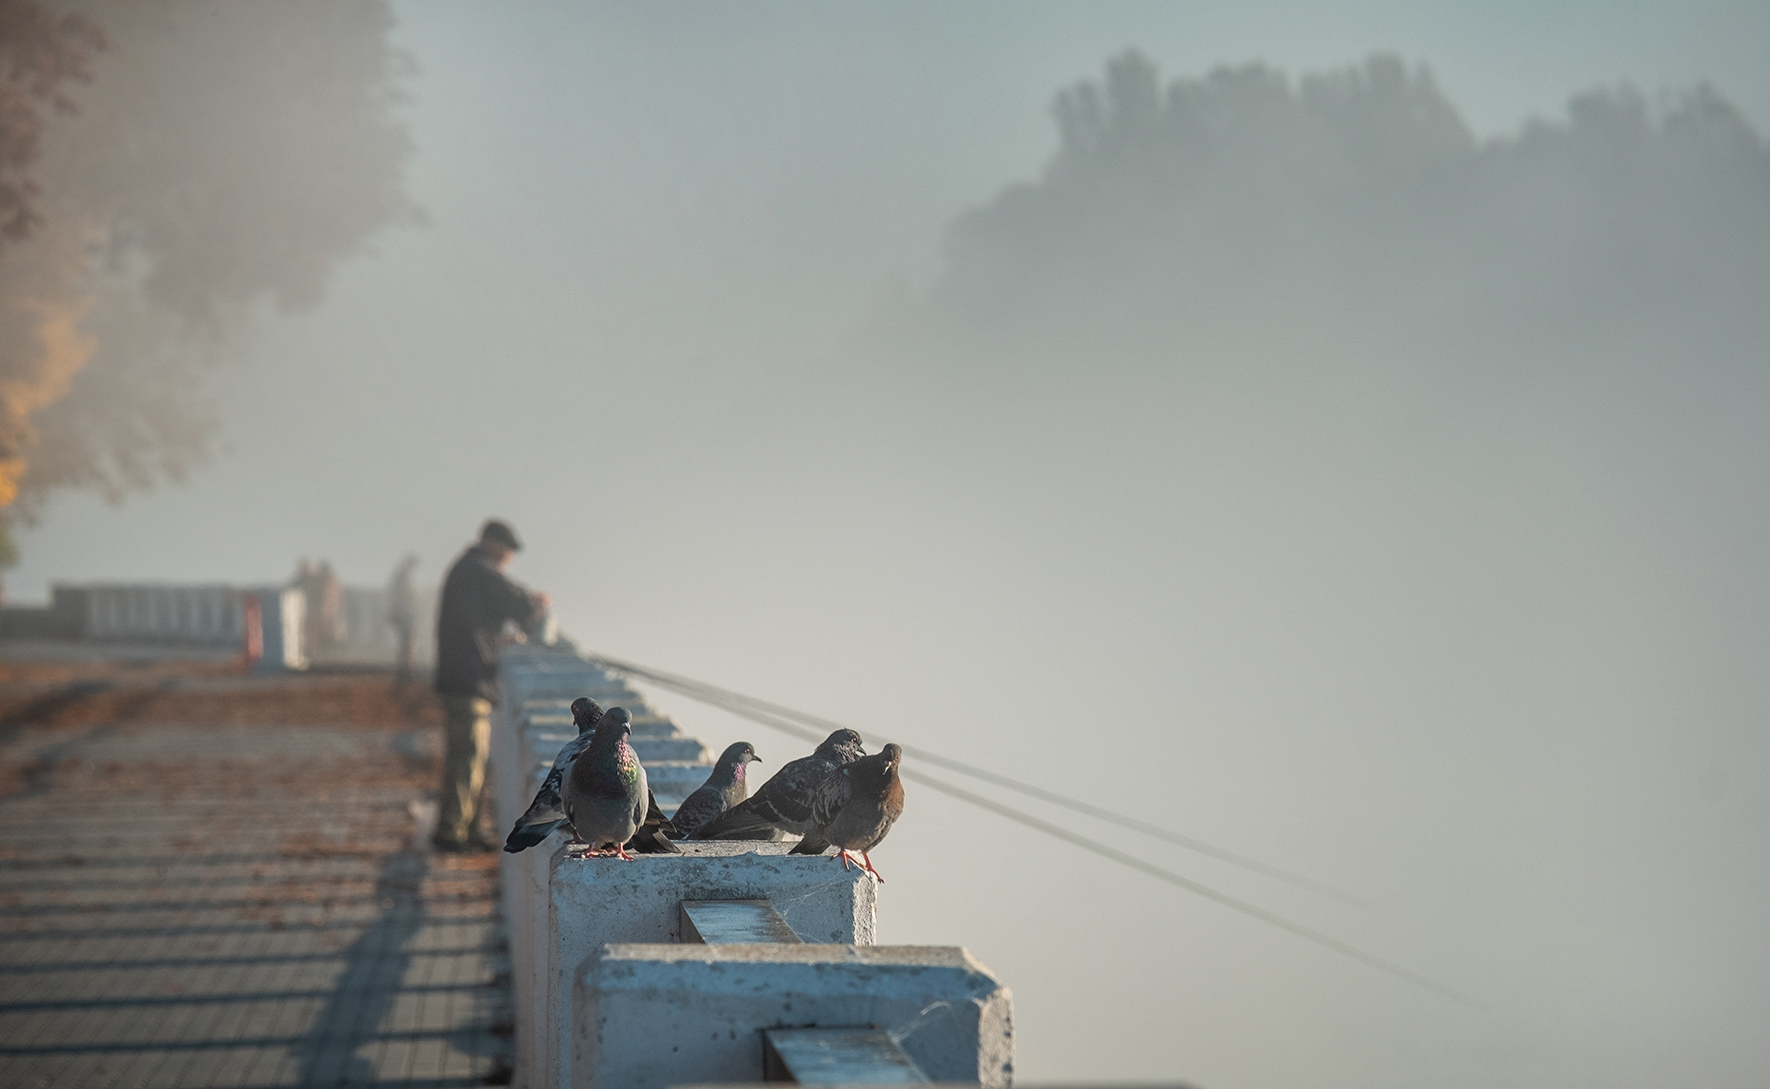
[0,715,511,1088]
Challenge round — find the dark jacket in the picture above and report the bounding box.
[434,546,539,700]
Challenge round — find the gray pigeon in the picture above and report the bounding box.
[690,729,865,841]
[503,697,603,853]
[667,742,761,840]
[561,707,649,859]
[789,744,904,881]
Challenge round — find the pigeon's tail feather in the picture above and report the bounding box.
[503,817,565,853]
[504,776,569,853]
[622,789,680,854]
[689,803,781,841]
[788,835,831,856]
[643,790,674,831]
[626,828,683,854]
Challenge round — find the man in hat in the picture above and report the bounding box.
[432,519,551,851]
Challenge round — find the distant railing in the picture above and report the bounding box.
[82,583,245,643]
[0,580,435,671]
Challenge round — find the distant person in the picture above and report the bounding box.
[293,558,347,662]
[292,559,322,660]
[317,561,346,652]
[386,553,420,683]
[432,520,550,852]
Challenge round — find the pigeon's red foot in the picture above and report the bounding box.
[861,852,884,882]
[615,845,634,861]
[835,848,855,871]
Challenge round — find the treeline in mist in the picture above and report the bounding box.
[926,52,1770,383]
[0,0,417,573]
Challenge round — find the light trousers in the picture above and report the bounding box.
[437,695,493,846]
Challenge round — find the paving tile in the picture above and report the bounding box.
[0,720,511,1088]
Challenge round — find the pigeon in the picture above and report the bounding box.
[502,697,604,853]
[789,743,904,881]
[561,707,649,860]
[667,742,761,840]
[690,729,865,841]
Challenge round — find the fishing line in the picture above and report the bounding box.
[580,650,1475,1005]
[585,651,1365,905]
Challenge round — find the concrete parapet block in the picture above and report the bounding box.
[545,845,879,1089]
[521,693,640,716]
[525,728,706,767]
[642,761,717,805]
[525,713,679,739]
[574,944,1013,1088]
[632,736,711,763]
[503,647,603,680]
[494,693,547,1088]
[498,648,605,1088]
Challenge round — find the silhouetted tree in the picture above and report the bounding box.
[930,52,1770,376]
[0,1,420,578]
[0,0,104,245]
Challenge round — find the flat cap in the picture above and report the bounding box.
[479,519,522,551]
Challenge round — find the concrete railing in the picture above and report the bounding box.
[493,643,1014,1087]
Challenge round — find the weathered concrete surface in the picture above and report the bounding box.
[494,696,549,1087]
[546,845,878,1089]
[680,899,804,944]
[763,1027,926,1083]
[575,945,1012,1088]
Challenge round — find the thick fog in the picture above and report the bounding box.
[0,2,415,527]
[8,3,1770,1086]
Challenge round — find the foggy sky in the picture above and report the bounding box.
[8,4,1770,1087]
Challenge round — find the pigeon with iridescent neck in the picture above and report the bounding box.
[561,707,648,859]
[691,729,864,841]
[502,696,603,853]
[667,742,761,839]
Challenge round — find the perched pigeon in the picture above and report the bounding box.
[562,707,649,859]
[568,696,602,729]
[502,697,604,853]
[789,743,904,881]
[691,729,865,841]
[667,742,762,840]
